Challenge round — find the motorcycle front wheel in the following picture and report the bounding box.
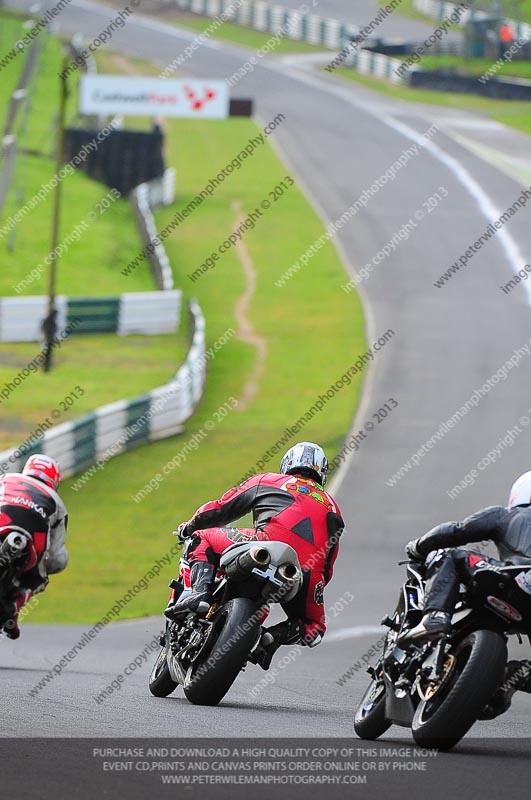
[148,643,178,697]
[354,673,391,740]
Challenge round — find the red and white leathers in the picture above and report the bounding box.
[179,472,344,640]
[0,473,69,630]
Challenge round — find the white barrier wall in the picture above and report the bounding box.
[0,296,68,342]
[343,48,404,84]
[173,0,359,49]
[0,291,181,341]
[172,0,406,81]
[0,300,206,479]
[130,169,176,292]
[118,291,181,335]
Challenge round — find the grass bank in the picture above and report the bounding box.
[26,53,366,623]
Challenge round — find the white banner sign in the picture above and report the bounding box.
[79,76,230,118]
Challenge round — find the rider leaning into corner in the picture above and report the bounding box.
[400,469,531,717]
[0,455,68,639]
[165,442,344,669]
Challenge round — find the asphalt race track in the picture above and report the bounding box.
[2,1,531,796]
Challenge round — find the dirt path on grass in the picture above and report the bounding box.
[105,54,143,75]
[231,200,268,412]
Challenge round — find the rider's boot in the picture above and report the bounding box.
[398,610,451,645]
[164,562,216,621]
[250,620,304,670]
[1,588,32,640]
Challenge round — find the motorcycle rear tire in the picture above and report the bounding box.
[184,598,260,706]
[412,629,507,750]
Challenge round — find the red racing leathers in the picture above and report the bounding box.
[0,473,68,633]
[179,472,344,639]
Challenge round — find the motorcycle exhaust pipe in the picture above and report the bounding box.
[0,532,29,572]
[278,563,299,581]
[3,532,29,556]
[249,547,270,566]
[225,546,271,579]
[7,533,28,552]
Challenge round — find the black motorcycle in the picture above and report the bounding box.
[354,558,531,750]
[0,526,33,632]
[148,536,302,706]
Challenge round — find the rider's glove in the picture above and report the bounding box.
[301,621,324,648]
[173,522,191,542]
[405,539,425,562]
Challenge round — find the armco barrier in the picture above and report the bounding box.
[130,170,176,291]
[0,290,182,341]
[173,0,406,81]
[140,168,176,211]
[342,47,405,84]
[173,0,531,87]
[173,0,359,49]
[0,299,206,479]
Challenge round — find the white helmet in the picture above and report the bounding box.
[280,442,328,486]
[508,471,531,509]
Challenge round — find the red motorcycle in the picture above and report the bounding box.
[148,531,303,706]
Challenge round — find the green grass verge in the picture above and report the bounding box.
[396,0,531,27]
[389,0,443,24]
[332,68,531,136]
[0,14,26,119]
[0,29,170,423]
[0,29,188,452]
[413,54,531,80]
[519,1,531,25]
[0,332,188,452]
[0,24,151,296]
[23,54,365,623]
[170,14,328,54]
[491,110,531,136]
[0,156,154,295]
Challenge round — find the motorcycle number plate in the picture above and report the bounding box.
[486,595,522,622]
[252,564,283,586]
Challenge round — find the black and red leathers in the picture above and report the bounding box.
[0,472,68,577]
[179,472,344,639]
